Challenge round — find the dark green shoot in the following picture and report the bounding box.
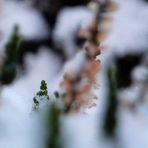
[46,103,62,148]
[33,80,49,110]
[0,25,21,85]
[103,64,118,137]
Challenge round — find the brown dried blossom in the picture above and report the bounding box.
[60,48,100,113]
[59,0,117,113]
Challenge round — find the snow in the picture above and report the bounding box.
[2,48,62,103]
[0,0,148,148]
[118,109,148,148]
[53,6,95,58]
[0,96,34,148]
[62,50,86,76]
[61,115,99,148]
[131,65,148,83]
[103,0,148,56]
[0,48,63,148]
[0,0,49,51]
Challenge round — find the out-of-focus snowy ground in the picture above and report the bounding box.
[0,0,148,148]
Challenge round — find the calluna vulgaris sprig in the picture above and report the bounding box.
[103,64,118,137]
[33,80,62,148]
[46,103,62,148]
[59,0,117,113]
[0,25,21,85]
[33,80,50,111]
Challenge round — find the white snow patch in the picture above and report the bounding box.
[103,0,148,56]
[0,0,49,48]
[53,6,95,58]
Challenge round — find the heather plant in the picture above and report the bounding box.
[1,0,147,148]
[31,1,118,147]
[103,64,118,138]
[0,25,21,85]
[33,80,50,111]
[46,103,62,148]
[59,0,117,113]
[33,80,62,148]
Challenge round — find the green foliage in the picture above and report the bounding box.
[0,25,21,85]
[103,64,118,137]
[39,80,48,96]
[33,80,62,148]
[33,80,50,110]
[54,91,60,99]
[46,103,62,148]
